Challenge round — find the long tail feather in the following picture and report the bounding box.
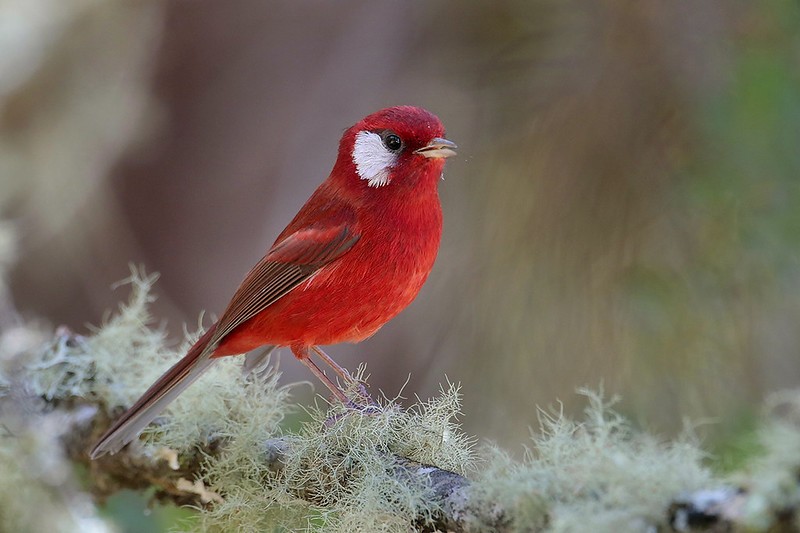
[90,325,218,459]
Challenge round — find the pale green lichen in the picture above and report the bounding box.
[738,390,800,529]
[469,390,713,532]
[24,266,293,456]
[9,265,800,532]
[192,386,718,532]
[197,383,474,532]
[0,402,108,533]
[26,268,169,407]
[0,222,111,532]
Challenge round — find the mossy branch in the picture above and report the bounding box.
[3,269,800,532]
[260,438,498,532]
[64,403,499,532]
[29,364,800,532]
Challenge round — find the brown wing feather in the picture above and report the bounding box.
[209,224,360,345]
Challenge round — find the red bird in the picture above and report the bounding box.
[91,106,456,458]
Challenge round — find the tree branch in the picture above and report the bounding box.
[260,438,507,533]
[7,323,800,532]
[62,401,505,532]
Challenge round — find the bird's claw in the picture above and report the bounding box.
[324,395,381,427]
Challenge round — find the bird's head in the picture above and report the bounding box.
[332,106,456,192]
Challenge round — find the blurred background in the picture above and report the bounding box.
[3,0,800,481]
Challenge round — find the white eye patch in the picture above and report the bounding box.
[352,131,398,187]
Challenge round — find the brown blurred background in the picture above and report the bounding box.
[3,0,800,453]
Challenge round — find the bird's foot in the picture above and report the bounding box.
[324,395,381,426]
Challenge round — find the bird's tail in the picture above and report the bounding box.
[90,324,219,459]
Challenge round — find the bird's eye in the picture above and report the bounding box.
[381,131,403,152]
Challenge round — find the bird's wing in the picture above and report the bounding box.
[210,220,361,345]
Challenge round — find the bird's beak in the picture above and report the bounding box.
[414,137,458,159]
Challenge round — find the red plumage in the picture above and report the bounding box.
[90,106,456,458]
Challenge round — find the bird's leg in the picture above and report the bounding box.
[311,345,375,406]
[293,346,350,404]
[310,345,355,383]
[242,345,277,378]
